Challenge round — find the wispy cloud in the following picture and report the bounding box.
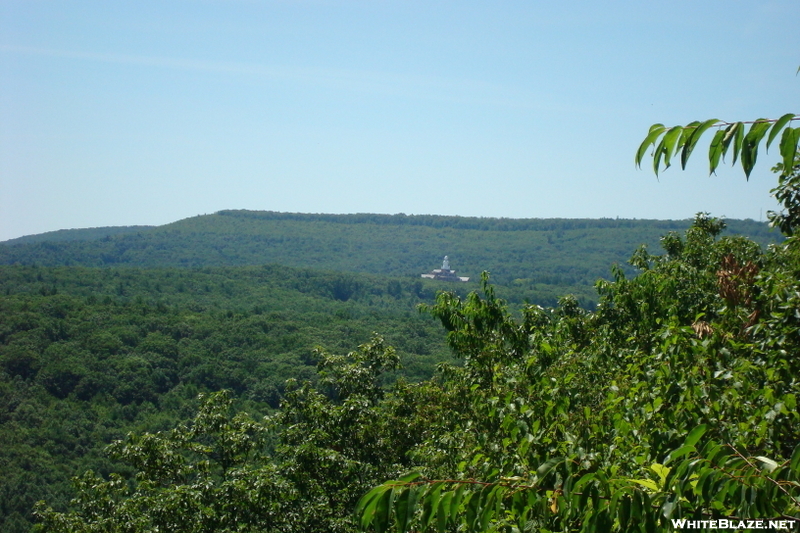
[0,44,545,110]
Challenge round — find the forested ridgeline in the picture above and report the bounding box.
[0,215,791,532]
[12,85,800,532]
[0,212,781,294]
[2,227,155,246]
[26,215,800,532]
[0,264,453,532]
[358,217,800,531]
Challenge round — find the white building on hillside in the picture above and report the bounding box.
[421,256,469,282]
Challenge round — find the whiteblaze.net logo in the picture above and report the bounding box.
[671,518,797,530]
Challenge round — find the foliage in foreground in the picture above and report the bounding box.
[355,115,800,531]
[33,212,800,532]
[0,264,453,532]
[358,214,800,532]
[34,336,423,533]
[636,115,800,235]
[27,83,800,532]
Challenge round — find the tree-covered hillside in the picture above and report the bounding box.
[25,214,800,533]
[13,78,800,533]
[0,264,453,532]
[3,226,154,245]
[0,215,792,532]
[0,211,781,308]
[358,213,800,532]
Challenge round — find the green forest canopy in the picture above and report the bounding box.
[25,213,800,533]
[1,211,781,309]
[0,210,795,532]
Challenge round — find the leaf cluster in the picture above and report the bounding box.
[358,215,800,532]
[636,115,798,179]
[33,336,431,533]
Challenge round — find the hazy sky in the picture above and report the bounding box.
[1,1,798,241]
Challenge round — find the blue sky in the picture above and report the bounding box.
[1,0,798,241]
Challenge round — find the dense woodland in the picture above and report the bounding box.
[0,264,458,532]
[1,211,780,309]
[0,210,795,532]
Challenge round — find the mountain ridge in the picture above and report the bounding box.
[3,225,156,245]
[1,210,781,308]
[4,209,776,242]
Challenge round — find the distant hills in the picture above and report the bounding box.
[0,211,786,531]
[3,225,155,245]
[1,210,781,307]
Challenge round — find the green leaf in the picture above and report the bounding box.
[451,483,466,521]
[437,492,452,533]
[629,478,658,492]
[642,492,656,531]
[477,486,500,531]
[731,121,745,165]
[677,121,700,166]
[393,488,416,532]
[421,483,443,530]
[653,136,667,176]
[397,471,422,483]
[650,463,670,487]
[593,469,612,500]
[740,127,755,178]
[357,485,390,529]
[572,472,595,494]
[608,488,622,519]
[790,445,800,475]
[766,114,795,151]
[620,493,631,529]
[465,491,480,530]
[440,490,454,514]
[661,497,677,519]
[631,489,643,522]
[754,456,779,473]
[720,122,741,164]
[536,457,562,478]
[708,129,726,174]
[779,127,800,172]
[698,467,718,502]
[684,425,708,447]
[664,445,696,465]
[783,394,797,411]
[742,119,771,179]
[407,488,419,528]
[374,487,394,533]
[681,119,719,169]
[636,124,667,168]
[661,126,685,172]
